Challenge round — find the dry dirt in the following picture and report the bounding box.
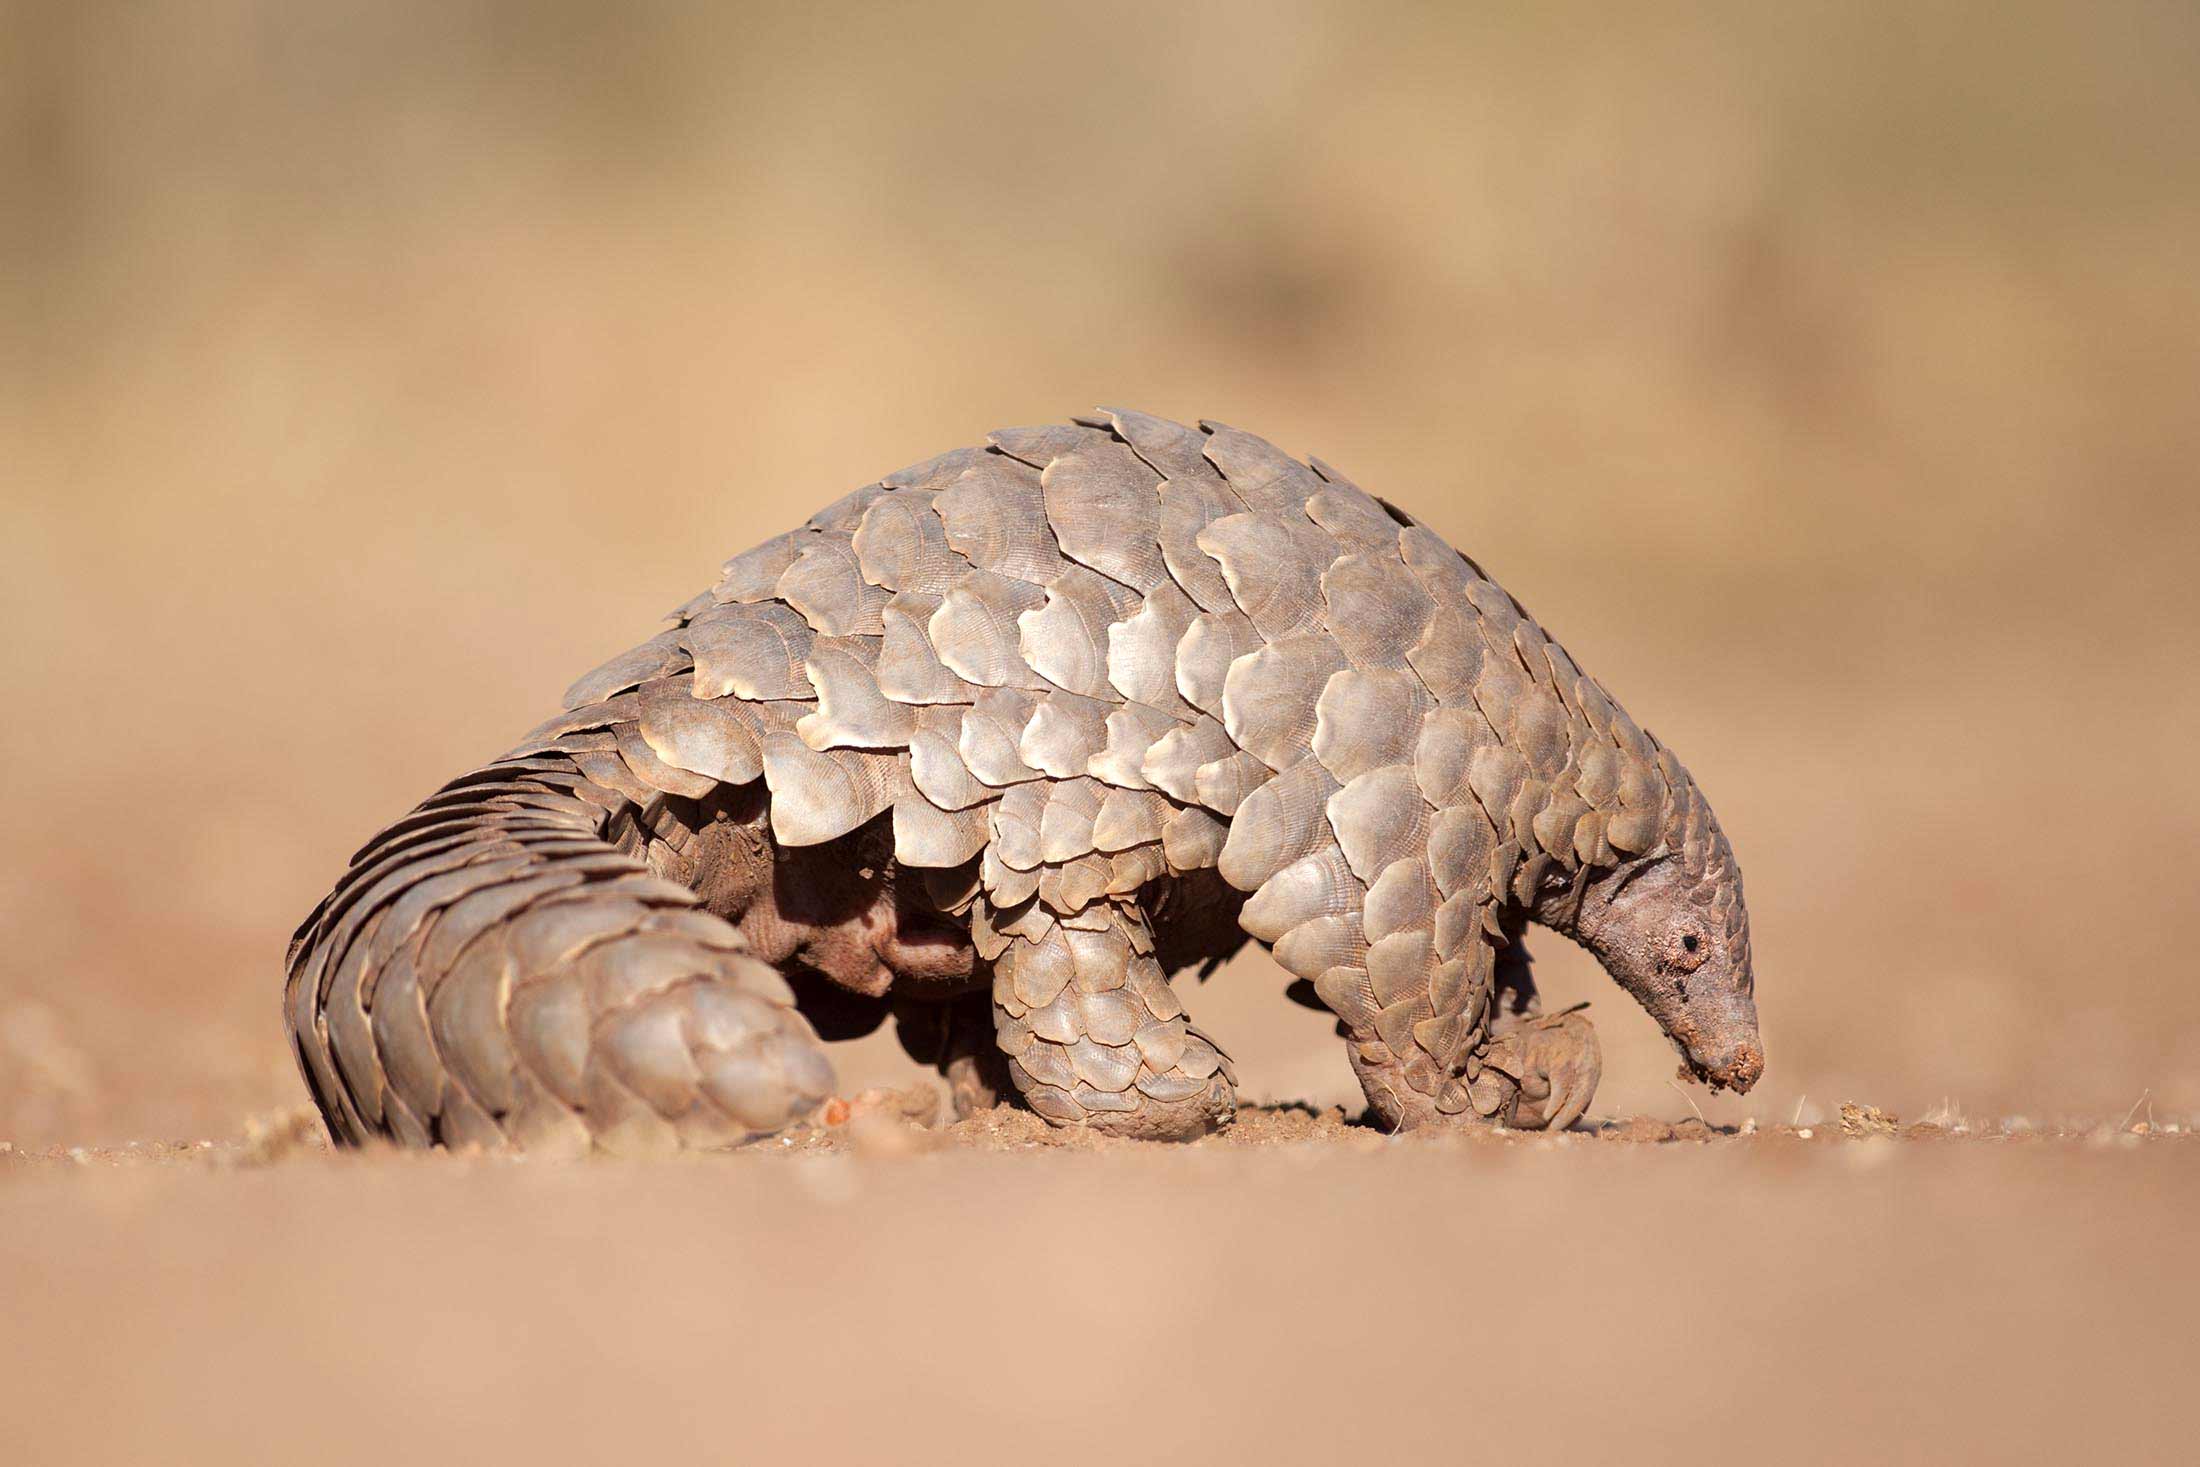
[4,1103,2193,1466]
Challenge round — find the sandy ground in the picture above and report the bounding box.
[3,1106,2192,1466]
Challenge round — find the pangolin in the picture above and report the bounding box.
[285,409,1761,1153]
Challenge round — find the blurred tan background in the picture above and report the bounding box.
[5,0,2198,1146]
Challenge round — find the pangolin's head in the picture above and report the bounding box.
[1567,785,1761,1094]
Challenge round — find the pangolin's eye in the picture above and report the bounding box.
[1670,928,1709,972]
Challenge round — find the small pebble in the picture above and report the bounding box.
[1796,1128,1813,1139]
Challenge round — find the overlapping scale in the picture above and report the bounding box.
[958,687,1044,787]
[881,445,995,493]
[562,628,690,710]
[1019,690,1111,779]
[1107,581,1199,715]
[1139,715,1234,803]
[1041,438,1168,592]
[1154,475,1245,614]
[1019,564,1138,699]
[1325,765,1432,883]
[1217,759,1342,892]
[712,531,807,605]
[1221,632,1349,772]
[909,706,992,811]
[1313,668,1430,783]
[1174,609,1262,716]
[798,636,916,751]
[989,423,1100,470]
[683,602,815,701]
[876,591,976,705]
[776,536,889,636]
[1087,703,1181,791]
[1195,512,1341,642]
[935,458,1066,584]
[1095,406,1224,485]
[929,570,1048,688]
[759,735,903,847]
[1320,551,1435,670]
[893,794,990,868]
[635,679,765,786]
[1198,421,1325,515]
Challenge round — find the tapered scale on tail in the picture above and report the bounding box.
[286,407,1753,1151]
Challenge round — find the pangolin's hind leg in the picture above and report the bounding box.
[893,992,1012,1119]
[979,896,1235,1140]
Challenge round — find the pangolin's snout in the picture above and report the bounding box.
[1676,997,1763,1093]
[1698,1039,1763,1094]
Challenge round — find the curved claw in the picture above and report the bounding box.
[1503,1011,1602,1132]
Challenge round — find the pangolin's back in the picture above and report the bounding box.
[547,407,1731,982]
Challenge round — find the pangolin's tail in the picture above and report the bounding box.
[282,740,833,1155]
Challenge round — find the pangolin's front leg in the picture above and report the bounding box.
[979,895,1235,1140]
[1482,1010,1602,1132]
[1480,935,1602,1130]
[1332,926,1601,1133]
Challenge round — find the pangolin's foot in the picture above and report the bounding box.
[1479,1009,1602,1132]
[1069,1030,1236,1141]
[1346,1009,1601,1134]
[893,993,1013,1120]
